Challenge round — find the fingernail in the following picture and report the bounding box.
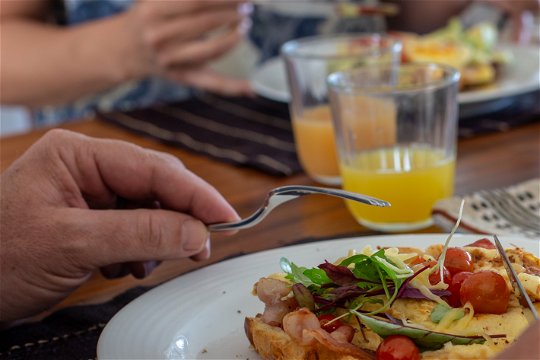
[238,2,254,17]
[238,17,252,36]
[201,239,211,259]
[189,239,211,262]
[182,219,208,253]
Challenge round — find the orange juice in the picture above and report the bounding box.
[341,146,455,230]
[293,100,397,185]
[292,106,339,183]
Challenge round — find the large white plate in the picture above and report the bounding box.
[97,234,538,359]
[251,45,540,106]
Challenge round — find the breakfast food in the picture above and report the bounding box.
[395,19,512,89]
[245,237,540,360]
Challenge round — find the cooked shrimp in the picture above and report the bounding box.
[282,308,321,345]
[255,278,292,304]
[256,278,297,326]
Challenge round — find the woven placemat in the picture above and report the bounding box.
[100,92,301,176]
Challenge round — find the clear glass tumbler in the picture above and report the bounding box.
[281,34,401,185]
[327,63,460,231]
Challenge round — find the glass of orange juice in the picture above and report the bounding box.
[327,63,460,231]
[281,34,401,185]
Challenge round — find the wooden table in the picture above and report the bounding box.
[1,119,539,316]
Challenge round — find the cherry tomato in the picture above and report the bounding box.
[425,261,452,286]
[465,238,496,249]
[318,314,343,332]
[376,335,420,360]
[446,271,473,307]
[460,270,510,314]
[442,248,474,276]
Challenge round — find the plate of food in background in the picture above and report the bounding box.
[251,20,539,118]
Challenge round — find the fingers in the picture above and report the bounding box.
[169,67,254,97]
[149,8,241,48]
[75,207,211,268]
[159,26,244,68]
[51,130,239,225]
[126,0,252,81]
[145,0,246,19]
[100,260,161,279]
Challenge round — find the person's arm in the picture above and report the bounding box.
[0,0,143,107]
[0,0,251,107]
[0,129,240,324]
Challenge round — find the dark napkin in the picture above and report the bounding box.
[100,92,301,176]
[100,91,539,177]
[0,287,148,360]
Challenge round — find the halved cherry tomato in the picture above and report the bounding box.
[425,261,452,286]
[465,238,496,249]
[318,313,343,332]
[442,248,474,276]
[376,335,420,360]
[446,271,473,307]
[460,270,510,314]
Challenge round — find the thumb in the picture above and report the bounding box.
[71,208,210,267]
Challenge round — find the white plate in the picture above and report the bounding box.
[251,45,540,105]
[97,234,538,359]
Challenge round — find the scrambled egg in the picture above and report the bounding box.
[353,245,540,359]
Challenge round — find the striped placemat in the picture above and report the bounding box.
[99,91,539,177]
[99,92,301,176]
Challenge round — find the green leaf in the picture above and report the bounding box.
[303,268,332,285]
[355,313,487,350]
[430,304,465,324]
[280,257,331,288]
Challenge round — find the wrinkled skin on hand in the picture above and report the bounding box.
[0,129,239,323]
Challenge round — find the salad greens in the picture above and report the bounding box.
[280,248,414,315]
[354,313,500,350]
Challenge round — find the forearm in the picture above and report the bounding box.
[0,14,148,107]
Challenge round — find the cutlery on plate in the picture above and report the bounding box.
[208,185,390,232]
[493,235,539,322]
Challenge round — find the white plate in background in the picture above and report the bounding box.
[251,45,540,108]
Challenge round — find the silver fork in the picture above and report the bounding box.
[208,185,390,232]
[479,189,540,233]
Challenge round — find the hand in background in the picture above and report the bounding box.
[0,129,239,323]
[125,0,253,96]
[484,0,539,43]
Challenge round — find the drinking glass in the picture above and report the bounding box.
[327,63,460,231]
[281,34,401,185]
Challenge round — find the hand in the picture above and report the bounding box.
[494,320,539,359]
[0,129,240,323]
[124,0,254,96]
[484,0,539,43]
